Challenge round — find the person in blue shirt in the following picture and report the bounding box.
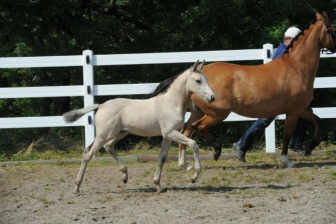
[232,27,312,162]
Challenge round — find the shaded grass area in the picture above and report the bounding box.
[1,127,336,162]
[2,153,335,192]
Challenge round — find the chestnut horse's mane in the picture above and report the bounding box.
[284,20,317,54]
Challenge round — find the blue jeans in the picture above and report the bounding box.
[237,117,275,152]
[237,107,311,152]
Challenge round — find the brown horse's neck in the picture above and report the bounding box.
[284,21,324,86]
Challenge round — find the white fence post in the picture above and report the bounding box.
[83,50,95,148]
[263,44,276,153]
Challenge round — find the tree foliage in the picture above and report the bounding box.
[0,0,335,154]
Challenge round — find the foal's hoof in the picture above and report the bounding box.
[191,179,196,184]
[123,179,127,184]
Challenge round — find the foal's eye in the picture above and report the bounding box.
[196,80,201,84]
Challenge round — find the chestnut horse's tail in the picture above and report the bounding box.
[63,104,99,123]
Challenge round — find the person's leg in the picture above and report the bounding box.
[233,117,275,162]
[290,106,311,155]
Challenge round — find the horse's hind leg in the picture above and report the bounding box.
[299,108,321,155]
[104,131,130,184]
[192,114,228,161]
[154,138,172,192]
[74,137,106,194]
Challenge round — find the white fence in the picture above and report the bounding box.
[1,44,336,152]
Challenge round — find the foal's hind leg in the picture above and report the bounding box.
[154,138,171,192]
[299,108,321,155]
[104,131,130,184]
[74,137,106,194]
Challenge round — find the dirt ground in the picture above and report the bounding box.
[1,153,336,224]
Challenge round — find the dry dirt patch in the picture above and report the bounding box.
[1,155,336,224]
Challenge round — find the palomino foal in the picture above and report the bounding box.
[63,60,215,193]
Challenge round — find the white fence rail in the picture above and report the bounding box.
[1,44,336,152]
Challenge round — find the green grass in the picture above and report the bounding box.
[330,170,336,180]
[1,137,335,162]
[40,197,54,205]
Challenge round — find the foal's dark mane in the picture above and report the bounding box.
[149,74,179,98]
[284,20,317,54]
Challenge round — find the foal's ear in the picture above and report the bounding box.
[197,60,205,70]
[191,60,200,72]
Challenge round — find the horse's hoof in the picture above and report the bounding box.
[304,146,313,156]
[213,151,221,161]
[123,179,127,184]
[191,179,196,183]
[212,142,222,161]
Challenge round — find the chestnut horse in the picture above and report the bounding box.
[179,11,336,169]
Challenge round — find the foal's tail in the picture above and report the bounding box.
[63,104,99,123]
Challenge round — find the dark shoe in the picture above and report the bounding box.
[232,143,246,163]
[289,145,307,156]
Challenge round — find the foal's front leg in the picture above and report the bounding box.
[178,106,204,170]
[154,139,171,192]
[167,130,202,183]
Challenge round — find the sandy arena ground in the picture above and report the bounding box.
[1,153,336,224]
